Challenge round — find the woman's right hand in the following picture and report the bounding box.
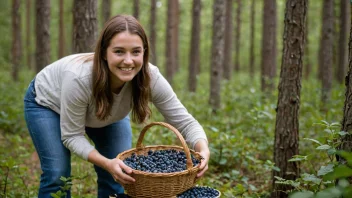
[105,158,135,184]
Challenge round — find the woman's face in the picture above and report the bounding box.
[105,31,144,92]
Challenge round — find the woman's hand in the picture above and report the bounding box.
[105,158,135,184]
[88,149,135,184]
[194,139,210,178]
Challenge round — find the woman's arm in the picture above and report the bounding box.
[149,65,210,177]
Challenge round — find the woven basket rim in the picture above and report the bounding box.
[117,145,202,177]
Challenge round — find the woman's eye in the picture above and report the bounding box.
[133,50,141,55]
[115,50,124,54]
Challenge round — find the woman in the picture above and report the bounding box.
[24,15,210,198]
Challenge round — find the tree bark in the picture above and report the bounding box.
[272,0,307,197]
[149,0,157,65]
[223,0,233,80]
[35,0,51,73]
[173,0,180,73]
[338,2,352,163]
[133,0,139,20]
[336,0,350,83]
[26,0,32,70]
[234,0,241,72]
[261,0,277,92]
[249,0,255,78]
[320,0,334,104]
[304,1,311,79]
[58,0,65,58]
[188,0,201,92]
[11,0,21,81]
[102,0,111,25]
[209,0,225,112]
[165,0,178,84]
[72,0,97,53]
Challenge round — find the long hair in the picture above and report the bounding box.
[92,15,151,124]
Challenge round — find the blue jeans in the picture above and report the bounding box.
[24,79,132,198]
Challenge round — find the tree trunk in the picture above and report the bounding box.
[35,0,51,73]
[133,0,139,20]
[58,0,65,58]
[149,0,157,65]
[304,1,311,79]
[165,0,176,84]
[11,0,21,81]
[72,0,97,53]
[249,0,255,78]
[336,0,350,83]
[338,1,352,169]
[271,1,307,197]
[223,0,233,80]
[234,0,241,72]
[261,0,277,92]
[26,0,32,70]
[102,0,111,25]
[188,0,201,92]
[173,0,180,73]
[209,0,225,112]
[320,0,334,104]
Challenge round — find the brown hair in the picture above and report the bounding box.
[92,15,151,124]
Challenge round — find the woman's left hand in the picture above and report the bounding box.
[194,139,210,178]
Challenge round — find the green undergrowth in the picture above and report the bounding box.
[0,68,345,197]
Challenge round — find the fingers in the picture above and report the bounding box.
[118,160,133,174]
[196,160,208,178]
[112,160,135,184]
[196,151,210,178]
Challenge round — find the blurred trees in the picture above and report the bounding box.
[209,0,225,112]
[72,0,97,53]
[319,0,334,104]
[261,0,277,92]
[188,0,201,92]
[35,0,51,73]
[11,0,21,81]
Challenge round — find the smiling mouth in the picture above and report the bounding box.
[119,67,134,71]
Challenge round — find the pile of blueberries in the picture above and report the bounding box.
[177,186,220,198]
[123,149,200,173]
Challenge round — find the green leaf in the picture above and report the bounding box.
[50,193,61,198]
[209,126,219,132]
[330,122,341,127]
[315,187,342,198]
[324,165,352,180]
[327,148,337,155]
[272,166,281,172]
[219,158,227,165]
[336,151,352,163]
[301,173,322,185]
[316,145,331,150]
[338,131,348,136]
[288,155,308,162]
[303,138,322,145]
[317,164,334,176]
[289,191,314,198]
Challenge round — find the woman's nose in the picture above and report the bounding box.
[124,53,133,64]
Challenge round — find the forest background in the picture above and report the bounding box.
[0,0,350,197]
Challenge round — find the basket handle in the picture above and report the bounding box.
[136,122,194,170]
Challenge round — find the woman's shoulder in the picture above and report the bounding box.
[148,63,161,78]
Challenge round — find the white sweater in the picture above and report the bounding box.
[34,53,208,160]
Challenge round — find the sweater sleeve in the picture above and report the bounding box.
[150,66,208,149]
[60,71,95,160]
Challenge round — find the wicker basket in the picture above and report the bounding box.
[116,122,202,198]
